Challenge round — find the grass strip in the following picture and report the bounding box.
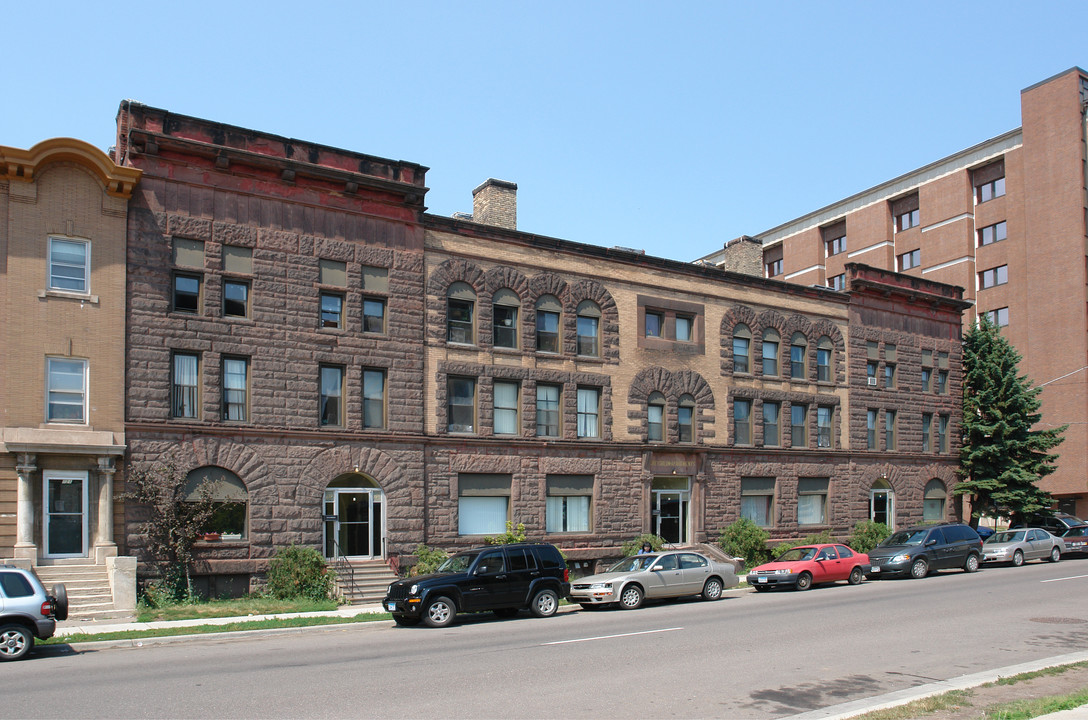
[847,690,975,720]
[137,597,340,622]
[42,613,391,645]
[985,661,1088,686]
[985,687,1088,719]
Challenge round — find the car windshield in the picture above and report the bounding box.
[608,555,658,573]
[883,529,930,546]
[988,531,1025,544]
[775,547,817,562]
[436,551,479,573]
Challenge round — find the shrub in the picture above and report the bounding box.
[621,533,666,556]
[718,518,771,569]
[486,521,527,545]
[411,544,448,576]
[265,545,335,601]
[849,521,891,554]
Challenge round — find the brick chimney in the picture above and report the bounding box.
[472,178,517,230]
[719,236,763,277]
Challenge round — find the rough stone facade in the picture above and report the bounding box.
[113,102,969,590]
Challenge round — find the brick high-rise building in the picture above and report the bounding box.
[700,67,1088,518]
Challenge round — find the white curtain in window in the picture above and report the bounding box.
[494,382,518,435]
[174,355,198,417]
[224,359,247,421]
[546,496,589,532]
[577,388,599,437]
[741,496,770,527]
[797,494,825,525]
[458,496,508,535]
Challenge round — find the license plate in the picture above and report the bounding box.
[385,602,397,612]
[758,577,767,583]
[870,566,880,573]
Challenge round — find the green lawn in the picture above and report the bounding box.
[137,596,340,622]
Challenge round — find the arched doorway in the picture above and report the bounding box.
[324,474,384,560]
[870,478,894,528]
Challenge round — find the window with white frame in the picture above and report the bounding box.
[577,387,600,438]
[363,368,385,429]
[817,406,832,448]
[493,381,519,435]
[172,353,199,419]
[46,357,87,423]
[797,478,829,525]
[546,475,592,533]
[458,474,510,535]
[319,365,344,427]
[647,391,665,442]
[48,237,90,293]
[222,357,249,422]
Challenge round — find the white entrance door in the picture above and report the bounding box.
[870,488,894,529]
[652,477,691,544]
[324,488,384,559]
[43,471,88,558]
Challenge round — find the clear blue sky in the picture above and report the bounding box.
[6,2,1087,262]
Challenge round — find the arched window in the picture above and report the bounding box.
[184,466,248,539]
[536,295,562,353]
[576,300,601,357]
[733,324,751,374]
[790,332,808,379]
[816,336,833,383]
[492,288,520,349]
[923,480,947,523]
[762,328,780,377]
[647,391,665,442]
[678,394,695,443]
[447,282,476,345]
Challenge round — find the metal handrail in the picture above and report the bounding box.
[328,538,356,601]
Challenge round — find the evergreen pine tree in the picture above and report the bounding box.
[955,317,1065,525]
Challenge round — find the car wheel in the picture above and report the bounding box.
[1012,550,1024,567]
[702,577,724,601]
[848,567,864,585]
[392,614,421,627]
[618,584,644,610]
[51,584,69,621]
[910,558,929,579]
[529,589,559,618]
[964,554,980,573]
[493,607,519,618]
[795,572,812,591]
[0,624,33,661]
[422,596,456,628]
[1049,547,1061,563]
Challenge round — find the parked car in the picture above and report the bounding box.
[0,565,68,661]
[1059,526,1088,557]
[383,543,569,628]
[866,523,983,579]
[974,525,996,541]
[982,528,1064,566]
[569,551,738,610]
[1011,513,1087,534]
[747,544,870,591]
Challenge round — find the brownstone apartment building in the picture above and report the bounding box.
[701,67,1088,518]
[0,139,140,613]
[106,102,967,594]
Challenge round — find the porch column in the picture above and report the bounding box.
[95,456,118,561]
[14,453,37,560]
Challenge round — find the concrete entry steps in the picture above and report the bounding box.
[331,558,399,605]
[34,564,135,623]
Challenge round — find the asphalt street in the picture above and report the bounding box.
[5,557,1088,719]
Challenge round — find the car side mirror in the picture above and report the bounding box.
[651,565,664,572]
[925,539,937,547]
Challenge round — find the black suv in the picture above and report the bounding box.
[383,543,570,628]
[867,523,983,579]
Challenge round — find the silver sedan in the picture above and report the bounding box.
[982,528,1065,566]
[568,551,738,610]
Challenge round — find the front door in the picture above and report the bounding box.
[324,488,383,559]
[44,471,88,558]
[870,488,894,528]
[652,478,690,544]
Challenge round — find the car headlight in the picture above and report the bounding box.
[587,582,613,590]
[408,584,419,595]
[774,568,793,575]
[892,554,912,563]
[991,549,1007,555]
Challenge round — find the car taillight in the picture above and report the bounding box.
[41,600,54,618]
[563,567,570,582]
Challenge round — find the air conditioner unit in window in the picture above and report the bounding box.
[867,377,878,386]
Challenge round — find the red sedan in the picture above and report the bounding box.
[746,543,871,591]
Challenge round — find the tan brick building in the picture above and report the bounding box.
[701,67,1088,517]
[0,139,140,611]
[109,103,967,594]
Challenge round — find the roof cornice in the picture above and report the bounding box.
[0,137,142,199]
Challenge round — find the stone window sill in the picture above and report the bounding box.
[39,289,99,304]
